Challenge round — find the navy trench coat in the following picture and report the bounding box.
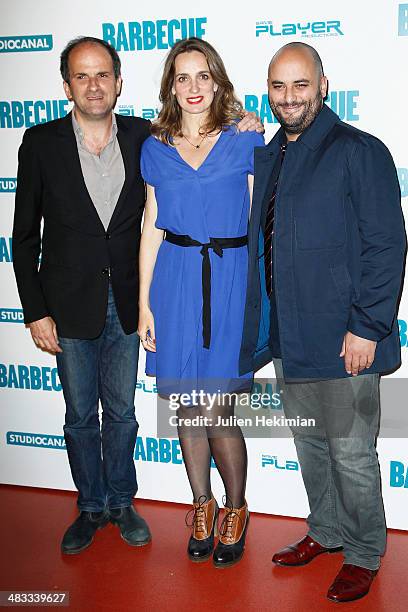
[239,105,406,380]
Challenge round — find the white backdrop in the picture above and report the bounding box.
[1,0,408,529]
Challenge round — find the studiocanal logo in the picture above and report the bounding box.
[0,100,70,129]
[0,178,17,192]
[0,363,62,391]
[261,454,299,471]
[255,19,343,38]
[397,168,408,197]
[0,309,24,324]
[0,35,53,53]
[390,460,408,488]
[399,4,408,35]
[244,92,359,124]
[102,17,207,51]
[6,431,66,449]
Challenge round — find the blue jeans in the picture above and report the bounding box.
[274,359,385,571]
[56,286,139,512]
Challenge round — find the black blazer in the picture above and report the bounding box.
[13,111,150,338]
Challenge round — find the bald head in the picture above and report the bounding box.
[267,42,328,140]
[269,42,324,79]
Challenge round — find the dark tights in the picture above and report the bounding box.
[177,397,247,508]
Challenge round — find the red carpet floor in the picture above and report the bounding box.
[0,485,407,611]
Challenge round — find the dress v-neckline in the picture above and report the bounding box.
[173,129,225,172]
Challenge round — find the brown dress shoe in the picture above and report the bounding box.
[186,495,219,562]
[272,535,343,566]
[213,500,249,568]
[327,563,378,602]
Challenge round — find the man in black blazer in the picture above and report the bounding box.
[13,36,152,553]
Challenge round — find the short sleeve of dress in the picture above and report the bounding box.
[140,136,157,186]
[246,131,265,175]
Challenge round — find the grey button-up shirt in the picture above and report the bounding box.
[72,111,125,230]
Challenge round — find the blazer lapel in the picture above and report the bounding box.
[108,115,135,231]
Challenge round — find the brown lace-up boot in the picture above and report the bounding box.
[213,499,249,568]
[186,495,219,562]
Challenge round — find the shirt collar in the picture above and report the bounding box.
[294,104,339,150]
[71,110,117,147]
[265,103,340,157]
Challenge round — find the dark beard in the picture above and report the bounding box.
[270,91,323,135]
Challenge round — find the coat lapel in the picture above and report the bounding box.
[57,112,138,233]
[249,131,282,247]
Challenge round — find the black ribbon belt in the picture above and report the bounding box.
[165,230,248,349]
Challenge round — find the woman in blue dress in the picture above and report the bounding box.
[138,38,264,568]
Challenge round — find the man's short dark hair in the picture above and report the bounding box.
[60,36,121,83]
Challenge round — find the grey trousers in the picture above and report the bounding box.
[273,359,386,570]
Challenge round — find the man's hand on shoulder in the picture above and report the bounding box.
[340,331,376,376]
[28,316,62,354]
[237,111,264,134]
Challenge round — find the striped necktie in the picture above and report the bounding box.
[264,144,287,297]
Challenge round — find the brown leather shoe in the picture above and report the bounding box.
[327,564,378,602]
[272,535,343,566]
[186,495,218,562]
[213,500,249,568]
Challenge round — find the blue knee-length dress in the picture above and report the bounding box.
[141,126,264,395]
